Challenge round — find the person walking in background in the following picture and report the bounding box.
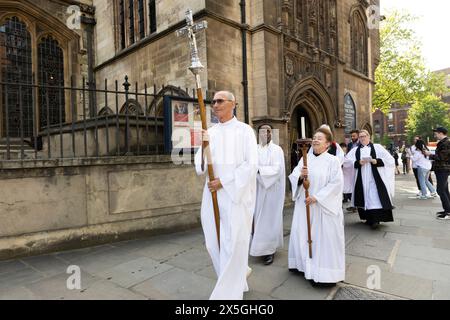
[401,147,409,175]
[411,136,434,195]
[341,142,354,204]
[412,139,437,200]
[424,127,450,220]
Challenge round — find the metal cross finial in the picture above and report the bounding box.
[176,9,208,77]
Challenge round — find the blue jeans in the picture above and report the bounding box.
[417,167,436,196]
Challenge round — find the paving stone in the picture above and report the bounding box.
[417,228,450,240]
[156,229,205,248]
[393,256,450,283]
[0,260,28,275]
[21,254,70,277]
[397,243,450,265]
[333,286,399,300]
[432,281,450,300]
[24,270,99,300]
[69,280,147,300]
[0,268,44,290]
[244,290,276,300]
[0,286,36,300]
[345,260,433,299]
[432,238,450,250]
[165,248,212,272]
[97,257,174,288]
[380,224,420,235]
[384,232,433,247]
[54,244,115,263]
[65,248,142,275]
[270,273,332,300]
[133,241,188,261]
[346,236,397,262]
[401,219,450,231]
[194,264,216,280]
[131,268,215,300]
[247,264,290,295]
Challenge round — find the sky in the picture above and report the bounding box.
[380,0,450,72]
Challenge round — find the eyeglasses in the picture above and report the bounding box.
[212,99,233,105]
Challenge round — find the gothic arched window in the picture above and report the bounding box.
[38,35,65,129]
[0,16,33,137]
[351,10,368,75]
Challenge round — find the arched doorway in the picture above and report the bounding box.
[287,77,335,147]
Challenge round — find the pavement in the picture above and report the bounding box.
[0,173,449,300]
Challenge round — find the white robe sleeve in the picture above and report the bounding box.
[335,143,345,166]
[258,147,283,189]
[313,157,344,216]
[344,147,357,168]
[194,146,207,176]
[288,160,303,201]
[220,127,258,204]
[375,144,396,198]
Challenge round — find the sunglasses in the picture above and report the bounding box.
[212,99,233,105]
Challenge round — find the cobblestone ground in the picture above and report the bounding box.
[0,173,449,300]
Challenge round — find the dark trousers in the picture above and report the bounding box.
[435,170,450,213]
[413,168,433,190]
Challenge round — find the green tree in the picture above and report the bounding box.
[373,10,447,113]
[405,94,450,142]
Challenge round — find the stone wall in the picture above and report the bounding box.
[0,156,204,260]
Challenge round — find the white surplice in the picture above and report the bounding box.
[342,153,356,194]
[288,152,345,283]
[194,117,258,300]
[346,144,395,210]
[250,141,286,257]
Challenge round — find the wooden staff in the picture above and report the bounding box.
[177,10,220,249]
[297,138,313,259]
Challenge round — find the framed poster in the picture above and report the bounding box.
[164,96,215,153]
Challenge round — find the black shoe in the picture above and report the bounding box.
[437,213,450,220]
[436,211,446,216]
[263,254,274,265]
[289,268,304,276]
[309,280,336,288]
[370,222,380,229]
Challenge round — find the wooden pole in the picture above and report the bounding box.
[297,138,313,259]
[197,88,220,249]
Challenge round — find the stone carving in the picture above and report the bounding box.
[285,56,294,76]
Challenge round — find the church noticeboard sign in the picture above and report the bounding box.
[164,96,217,153]
[344,94,356,134]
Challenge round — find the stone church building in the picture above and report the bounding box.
[0,0,381,257]
[0,0,380,157]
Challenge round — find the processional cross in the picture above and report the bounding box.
[177,10,221,249]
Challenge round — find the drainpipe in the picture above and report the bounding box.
[239,1,249,124]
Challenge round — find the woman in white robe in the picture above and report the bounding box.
[346,130,395,229]
[288,127,345,286]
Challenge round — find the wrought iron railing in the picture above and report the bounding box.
[0,75,205,161]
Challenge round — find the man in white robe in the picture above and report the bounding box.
[194,91,258,300]
[346,130,395,229]
[250,125,285,265]
[288,128,345,286]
